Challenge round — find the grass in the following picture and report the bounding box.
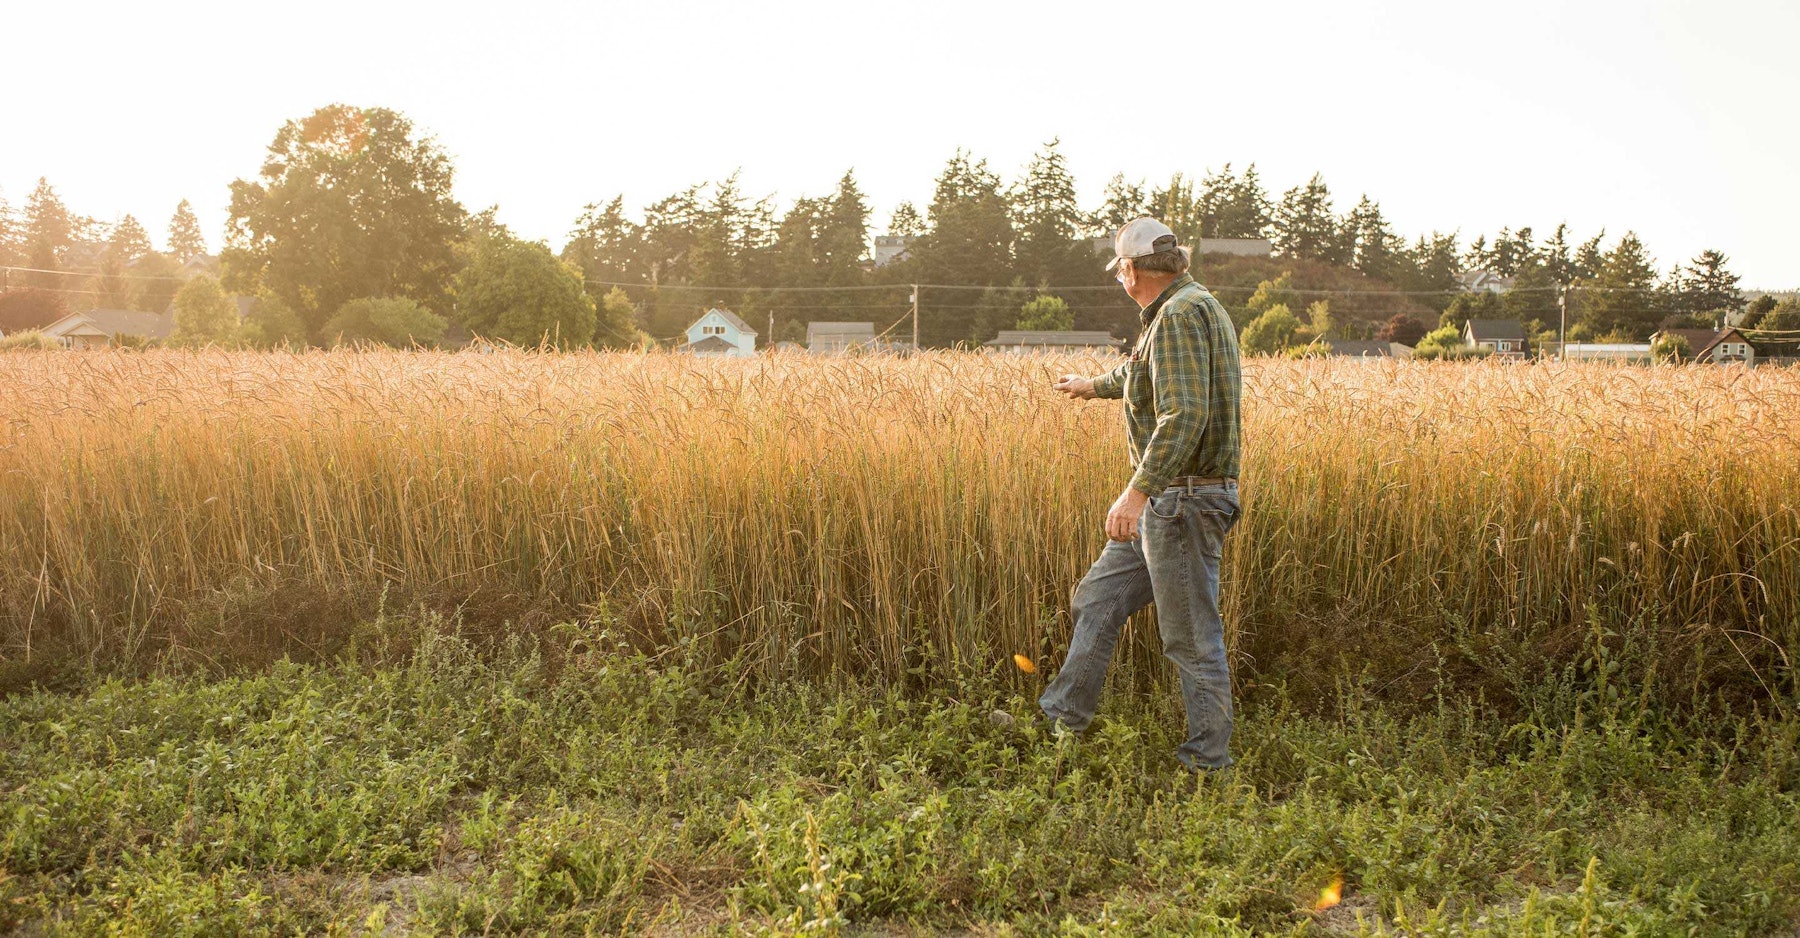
[0,350,1795,712]
[2,622,1796,935]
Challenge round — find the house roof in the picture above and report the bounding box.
[679,335,738,354]
[1659,328,1719,352]
[44,309,176,341]
[985,330,1121,347]
[1465,319,1527,342]
[807,321,875,338]
[704,307,757,335]
[1327,340,1400,357]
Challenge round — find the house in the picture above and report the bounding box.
[42,309,176,348]
[1563,343,1652,363]
[1086,235,1272,260]
[872,236,912,268]
[984,331,1122,354]
[1327,340,1413,360]
[1652,326,1755,365]
[1462,319,1528,360]
[807,321,876,353]
[680,306,757,357]
[1455,269,1516,294]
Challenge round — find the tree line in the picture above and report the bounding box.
[0,103,1779,350]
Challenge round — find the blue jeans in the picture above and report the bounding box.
[1039,483,1241,771]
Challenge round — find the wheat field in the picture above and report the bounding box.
[1,349,1795,704]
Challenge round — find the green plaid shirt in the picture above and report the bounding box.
[1091,273,1242,495]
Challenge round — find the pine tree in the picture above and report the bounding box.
[1344,196,1405,282]
[1577,232,1663,338]
[0,187,23,269]
[24,178,73,287]
[1273,174,1340,262]
[1094,174,1149,233]
[1670,249,1742,319]
[820,171,870,284]
[1012,139,1087,286]
[562,196,640,285]
[1148,173,1203,246]
[108,215,153,264]
[168,199,208,259]
[887,202,924,239]
[910,150,1013,345]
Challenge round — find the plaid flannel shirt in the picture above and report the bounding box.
[1090,273,1242,495]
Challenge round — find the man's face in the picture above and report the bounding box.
[1115,260,1135,293]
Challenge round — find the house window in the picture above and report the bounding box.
[1498,342,1511,352]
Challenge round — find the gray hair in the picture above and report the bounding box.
[1121,245,1191,276]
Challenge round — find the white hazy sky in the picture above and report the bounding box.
[6,0,1797,286]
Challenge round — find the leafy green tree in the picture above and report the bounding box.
[1413,324,1477,360]
[1012,139,1088,285]
[1238,271,1298,328]
[1753,300,1800,355]
[1740,294,1777,330]
[1296,300,1335,343]
[1378,314,1428,346]
[1017,294,1073,331]
[323,296,447,347]
[594,287,645,349]
[238,291,308,347]
[126,253,182,314]
[1273,173,1342,262]
[0,290,68,333]
[454,233,597,348]
[1240,304,1301,355]
[167,199,208,259]
[171,275,239,346]
[223,105,467,339]
[1651,332,1690,363]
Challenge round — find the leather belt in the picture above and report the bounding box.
[1164,476,1236,491]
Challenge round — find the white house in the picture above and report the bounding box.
[872,236,912,268]
[680,307,757,357]
[807,321,876,353]
[1651,326,1756,365]
[984,330,1122,354]
[42,309,176,348]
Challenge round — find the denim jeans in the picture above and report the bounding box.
[1038,482,1241,771]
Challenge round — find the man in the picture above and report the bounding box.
[1041,217,1243,773]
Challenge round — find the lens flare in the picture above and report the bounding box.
[1012,654,1037,674]
[1312,873,1343,911]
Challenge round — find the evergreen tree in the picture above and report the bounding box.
[1149,173,1203,246]
[1538,224,1577,287]
[1669,249,1742,318]
[1344,196,1405,282]
[24,178,73,288]
[887,202,924,238]
[108,215,153,264]
[1574,230,1606,279]
[1576,232,1663,338]
[909,150,1013,345]
[1212,163,1273,239]
[820,171,871,284]
[562,196,640,285]
[1011,139,1087,285]
[1273,173,1340,262]
[168,199,208,259]
[1402,232,1461,307]
[0,187,21,269]
[1094,174,1149,233]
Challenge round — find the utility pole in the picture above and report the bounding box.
[910,284,919,350]
[1557,284,1569,361]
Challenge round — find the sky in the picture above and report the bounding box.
[6,0,1797,287]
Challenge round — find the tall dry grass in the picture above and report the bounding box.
[1,349,1795,704]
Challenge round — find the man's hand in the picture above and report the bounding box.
[1105,486,1150,541]
[1053,374,1097,400]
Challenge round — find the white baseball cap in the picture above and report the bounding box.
[1105,216,1181,271]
